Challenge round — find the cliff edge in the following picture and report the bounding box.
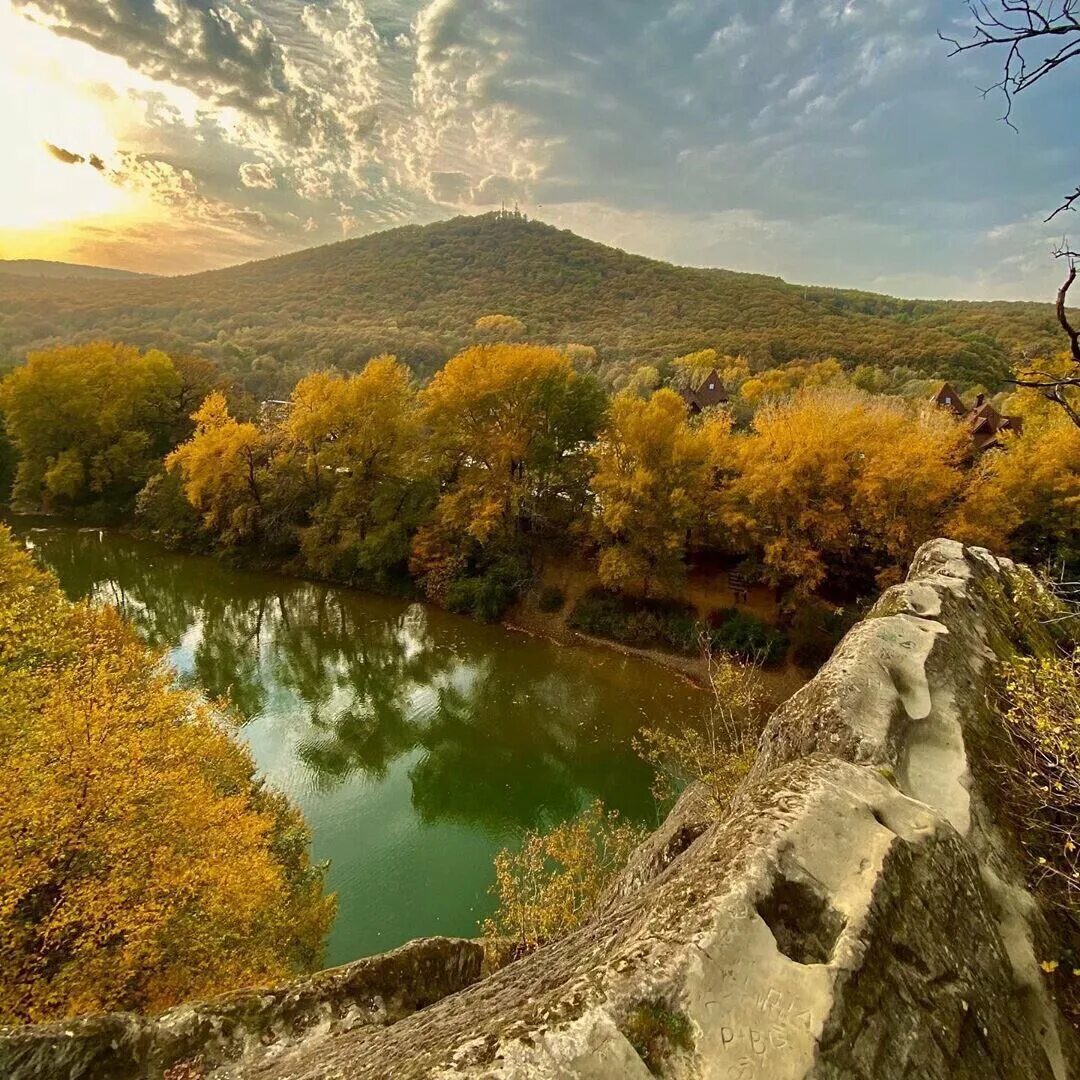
[4,539,1076,1079]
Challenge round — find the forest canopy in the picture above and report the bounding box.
[0,214,1068,399]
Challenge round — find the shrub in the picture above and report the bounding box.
[996,622,1080,1022]
[481,801,646,955]
[622,1002,694,1076]
[445,557,530,622]
[537,585,566,613]
[567,588,700,654]
[707,608,788,665]
[635,653,767,810]
[998,649,1080,917]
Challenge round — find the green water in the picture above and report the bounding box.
[19,524,706,968]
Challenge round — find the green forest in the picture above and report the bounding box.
[0,214,1068,398]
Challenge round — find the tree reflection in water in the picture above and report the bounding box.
[19,523,705,962]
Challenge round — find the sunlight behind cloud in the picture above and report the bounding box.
[0,0,202,256]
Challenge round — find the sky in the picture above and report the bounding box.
[0,0,1077,299]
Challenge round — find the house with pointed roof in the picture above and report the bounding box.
[929,383,1023,452]
[679,368,730,415]
[930,382,968,419]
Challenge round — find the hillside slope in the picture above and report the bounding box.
[0,214,1064,393]
[0,260,146,281]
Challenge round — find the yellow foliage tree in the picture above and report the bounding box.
[0,527,333,1023]
[280,357,430,580]
[481,801,645,954]
[948,386,1080,561]
[670,348,720,389]
[166,392,269,545]
[590,388,730,595]
[474,314,526,341]
[738,358,846,409]
[0,342,182,510]
[412,344,605,590]
[725,388,966,593]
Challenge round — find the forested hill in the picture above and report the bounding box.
[0,213,1064,395]
[0,259,147,280]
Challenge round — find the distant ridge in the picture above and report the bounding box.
[0,214,1066,395]
[0,259,148,281]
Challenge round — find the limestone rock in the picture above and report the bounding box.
[5,540,1076,1079]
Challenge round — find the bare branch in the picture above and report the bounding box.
[943,3,1080,210]
[1054,250,1080,364]
[1046,185,1080,222]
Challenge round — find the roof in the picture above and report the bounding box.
[680,368,729,412]
[930,382,968,418]
[930,384,1023,452]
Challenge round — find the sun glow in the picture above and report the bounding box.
[0,0,203,262]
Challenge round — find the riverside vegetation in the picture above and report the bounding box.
[0,527,334,1025]
[2,293,1080,1028]
[2,340,1079,639]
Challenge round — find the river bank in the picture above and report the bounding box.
[11,520,712,968]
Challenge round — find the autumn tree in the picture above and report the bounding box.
[670,348,720,390]
[279,357,432,582]
[620,365,662,399]
[563,343,598,371]
[0,342,183,511]
[737,358,846,410]
[0,527,333,1023]
[590,388,729,595]
[725,388,967,594]
[474,314,526,341]
[412,344,606,597]
[166,391,270,546]
[948,385,1080,565]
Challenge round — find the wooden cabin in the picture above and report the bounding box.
[930,383,1022,451]
[679,368,730,415]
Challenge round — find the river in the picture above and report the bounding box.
[17,524,707,968]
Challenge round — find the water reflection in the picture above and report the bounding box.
[21,524,703,962]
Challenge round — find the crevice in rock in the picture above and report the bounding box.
[756,875,846,965]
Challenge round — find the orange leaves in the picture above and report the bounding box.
[0,529,333,1023]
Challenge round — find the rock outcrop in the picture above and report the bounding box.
[5,540,1076,1079]
[0,938,483,1080]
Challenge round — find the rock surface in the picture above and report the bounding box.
[0,937,483,1080]
[4,540,1076,1079]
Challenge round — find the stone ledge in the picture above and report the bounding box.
[0,937,483,1080]
[232,540,1075,1079]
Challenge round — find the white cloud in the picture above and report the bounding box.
[239,161,276,188]
[5,0,1076,298]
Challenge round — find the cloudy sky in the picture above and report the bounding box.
[0,0,1076,298]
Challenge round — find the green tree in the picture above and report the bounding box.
[0,342,183,511]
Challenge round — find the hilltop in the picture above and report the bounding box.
[0,214,1065,394]
[0,259,147,281]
